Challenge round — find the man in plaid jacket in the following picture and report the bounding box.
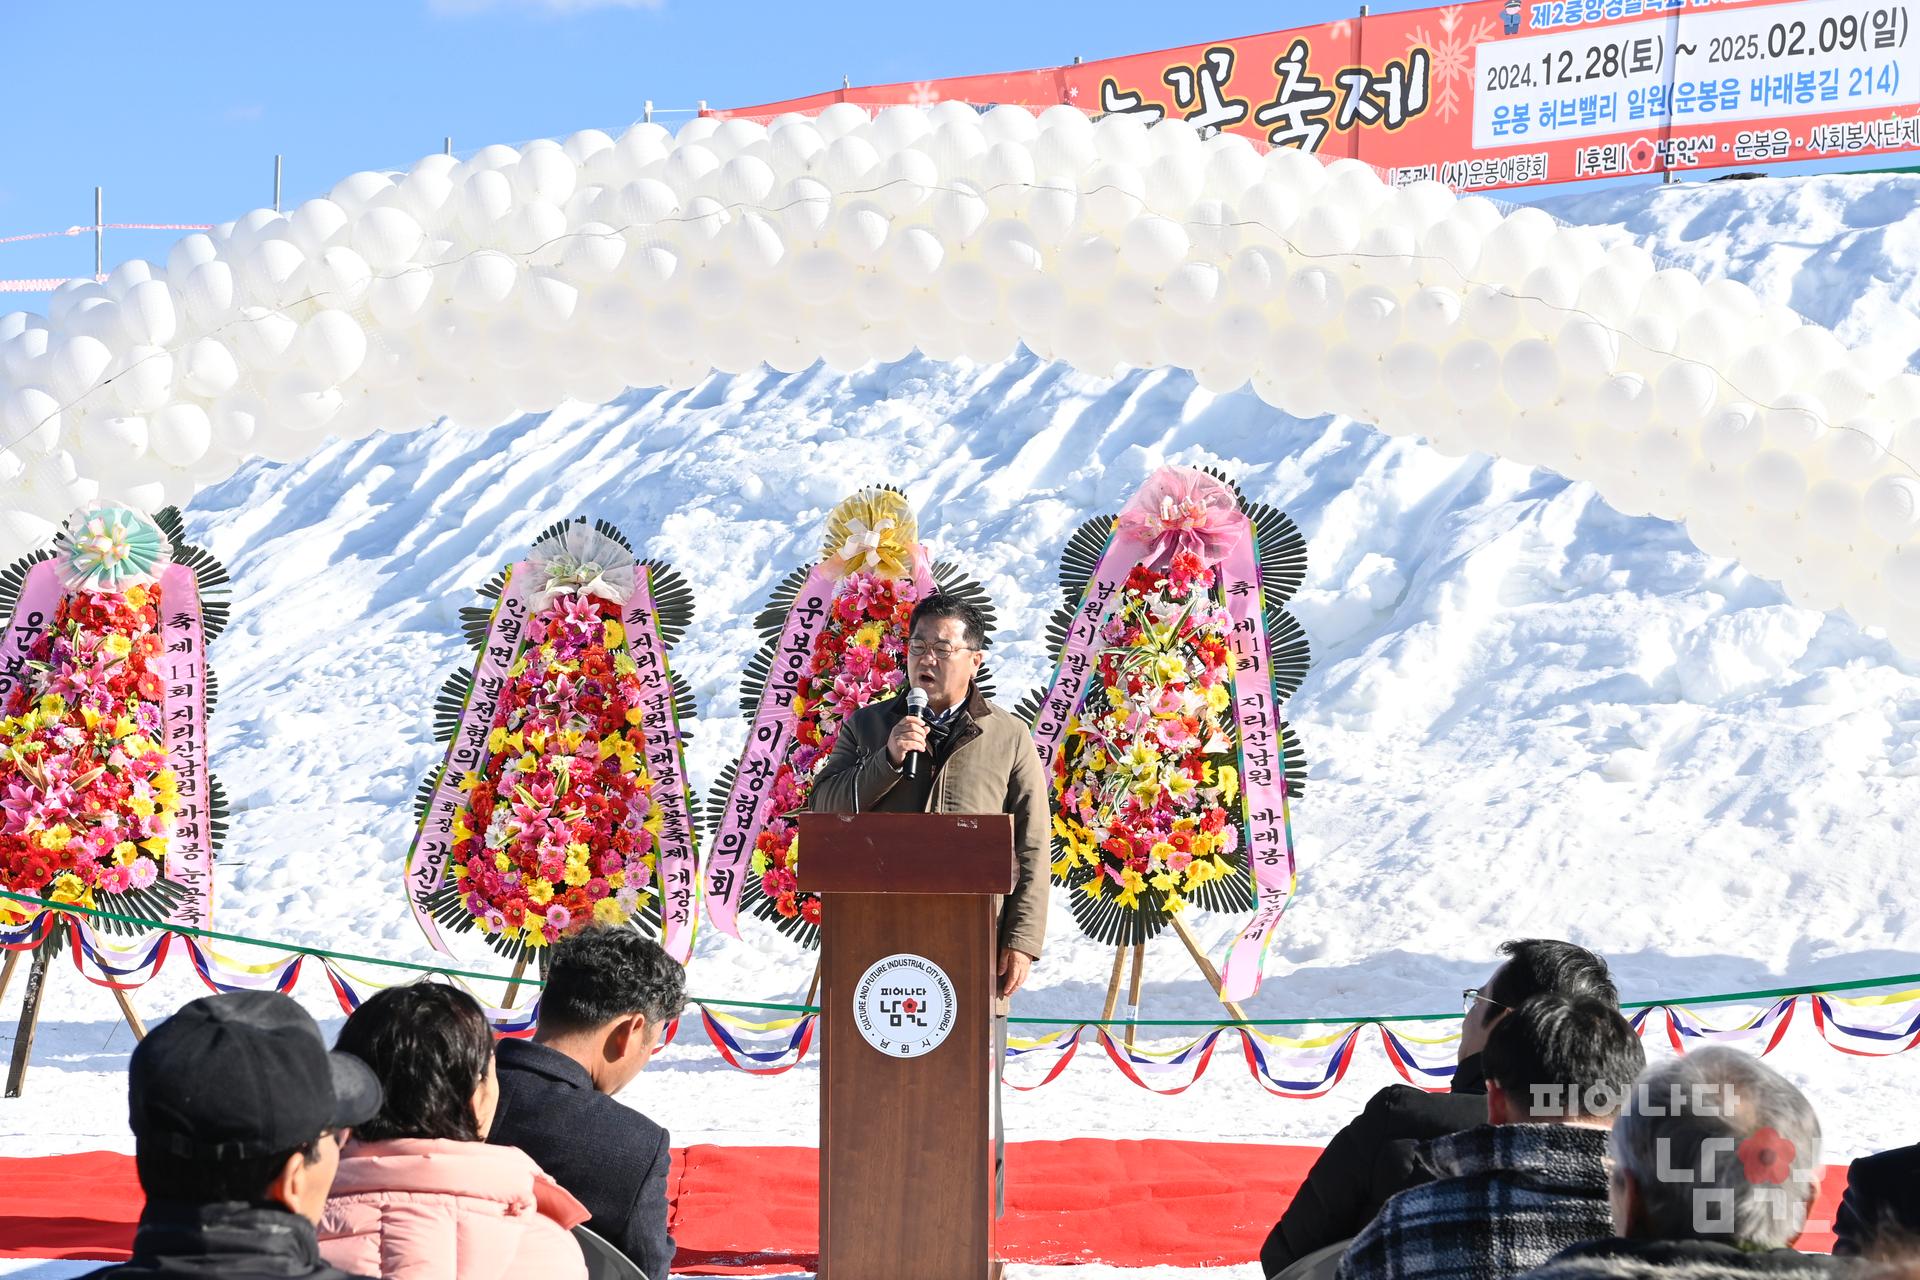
[1335,993,1644,1280]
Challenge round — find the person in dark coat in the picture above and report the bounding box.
[1833,1140,1920,1257]
[1261,939,1620,1276]
[85,991,384,1280]
[487,926,687,1280]
[1519,1047,1839,1280]
[1334,993,1645,1280]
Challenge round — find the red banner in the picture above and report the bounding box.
[716,0,1920,192]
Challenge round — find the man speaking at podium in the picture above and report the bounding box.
[811,592,1050,1206]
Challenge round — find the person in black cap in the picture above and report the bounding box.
[84,990,384,1280]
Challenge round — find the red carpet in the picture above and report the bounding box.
[0,1143,1847,1271]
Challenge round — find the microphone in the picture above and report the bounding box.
[902,686,930,781]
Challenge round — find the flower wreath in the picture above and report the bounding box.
[414,518,699,962]
[0,505,230,945]
[706,486,998,950]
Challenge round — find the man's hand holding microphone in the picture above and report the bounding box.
[887,687,932,778]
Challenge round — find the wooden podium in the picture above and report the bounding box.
[797,811,1015,1279]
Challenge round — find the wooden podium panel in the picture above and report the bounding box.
[797,812,1014,1280]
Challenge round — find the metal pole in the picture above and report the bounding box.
[444,136,453,156]
[644,100,653,123]
[94,187,103,281]
[697,99,708,115]
[274,154,283,212]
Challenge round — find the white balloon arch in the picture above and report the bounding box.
[5,101,1920,643]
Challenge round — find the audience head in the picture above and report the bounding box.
[1609,1046,1822,1249]
[334,982,498,1143]
[1461,938,1619,1063]
[1481,992,1645,1125]
[535,926,687,1094]
[128,991,381,1223]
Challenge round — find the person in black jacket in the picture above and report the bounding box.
[488,926,687,1280]
[1260,939,1619,1277]
[1832,1140,1920,1256]
[85,991,384,1280]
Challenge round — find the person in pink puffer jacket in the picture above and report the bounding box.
[318,984,589,1280]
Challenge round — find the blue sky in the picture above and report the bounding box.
[0,0,1482,290]
[0,0,1891,294]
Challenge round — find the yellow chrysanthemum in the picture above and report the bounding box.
[113,841,140,866]
[124,584,149,609]
[527,879,555,906]
[128,794,157,818]
[563,862,590,887]
[37,693,67,720]
[1206,682,1231,714]
[103,634,132,659]
[37,824,72,851]
[593,897,628,926]
[49,874,91,906]
[614,652,639,678]
[602,620,626,649]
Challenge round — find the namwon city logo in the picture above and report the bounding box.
[853,953,957,1059]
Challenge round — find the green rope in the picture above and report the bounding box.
[8,887,1920,1028]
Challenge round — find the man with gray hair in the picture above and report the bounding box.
[1519,1046,1842,1278]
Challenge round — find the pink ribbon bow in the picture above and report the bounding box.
[1115,466,1246,568]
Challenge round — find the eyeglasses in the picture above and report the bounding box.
[906,641,979,659]
[1462,987,1511,1018]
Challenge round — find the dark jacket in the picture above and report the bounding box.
[1262,1055,1491,1274]
[1832,1140,1920,1256]
[810,685,1050,963]
[82,1201,369,1280]
[1335,1123,1615,1280]
[1520,1237,1848,1279]
[487,1038,673,1280]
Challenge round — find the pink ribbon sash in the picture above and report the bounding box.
[624,567,700,962]
[0,561,61,713]
[157,562,213,930]
[703,564,836,938]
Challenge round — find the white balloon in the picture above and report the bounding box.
[1383,343,1439,401]
[1701,403,1764,467]
[1654,361,1718,424]
[309,246,374,304]
[890,227,945,286]
[1806,478,1863,543]
[1227,245,1286,303]
[1593,372,1653,432]
[1404,287,1462,344]
[112,345,175,414]
[296,310,369,383]
[167,233,220,283]
[1502,339,1559,409]
[1765,395,1827,450]
[181,260,238,328]
[148,403,213,467]
[1441,340,1501,405]
[1865,474,1920,543]
[1747,450,1809,514]
[1343,286,1401,352]
[118,280,179,347]
[1822,417,1892,482]
[47,335,114,403]
[367,266,435,330]
[453,251,519,310]
[792,248,853,301]
[513,144,578,205]
[877,149,940,216]
[230,306,300,370]
[1285,269,1343,327]
[0,388,61,453]
[1162,262,1220,317]
[521,271,581,332]
[941,262,1001,323]
[269,371,343,432]
[1082,161,1146,229]
[353,207,427,269]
